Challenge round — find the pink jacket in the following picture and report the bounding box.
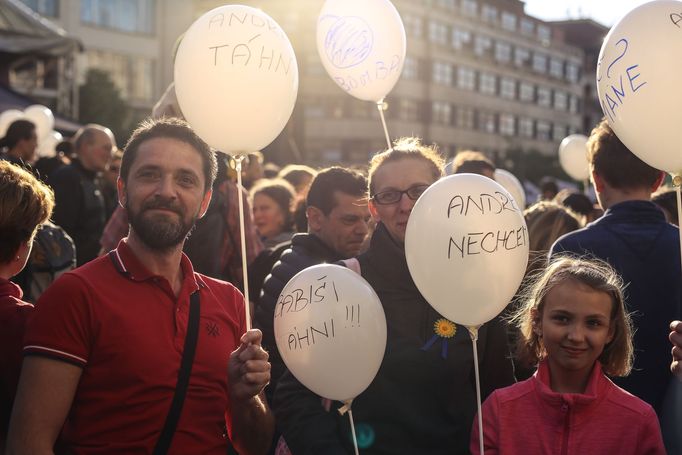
[471,360,665,454]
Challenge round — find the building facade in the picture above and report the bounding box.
[19,0,595,167]
[18,0,193,118]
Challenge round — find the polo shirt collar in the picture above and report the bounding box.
[112,239,205,294]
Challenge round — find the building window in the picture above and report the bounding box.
[553,124,567,141]
[521,18,534,36]
[452,27,471,50]
[432,101,452,124]
[500,77,516,99]
[429,21,449,45]
[402,56,419,80]
[554,90,568,111]
[549,58,563,79]
[499,113,515,136]
[86,50,155,102]
[501,12,517,31]
[456,106,475,129]
[462,0,477,17]
[481,5,498,23]
[399,99,419,121]
[566,62,580,83]
[519,117,534,138]
[457,67,476,90]
[479,72,496,95]
[432,61,453,85]
[536,120,551,140]
[537,86,551,107]
[477,111,496,133]
[514,47,530,67]
[537,24,551,42]
[532,53,547,73]
[494,42,511,63]
[474,35,492,57]
[569,95,579,113]
[20,0,58,17]
[519,82,534,102]
[403,13,423,38]
[81,0,154,34]
[435,0,456,10]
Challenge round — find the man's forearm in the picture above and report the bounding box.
[230,392,275,455]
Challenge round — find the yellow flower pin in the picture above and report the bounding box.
[434,318,457,338]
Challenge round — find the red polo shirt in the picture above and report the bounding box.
[0,278,33,437]
[24,240,246,454]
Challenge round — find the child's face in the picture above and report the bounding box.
[534,280,615,387]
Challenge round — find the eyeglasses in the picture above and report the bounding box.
[371,184,429,205]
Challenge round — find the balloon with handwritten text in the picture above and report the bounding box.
[405,174,529,327]
[316,0,406,102]
[597,0,682,174]
[558,134,590,181]
[273,264,387,402]
[174,5,298,153]
[494,169,526,209]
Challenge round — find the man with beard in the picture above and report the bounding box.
[7,118,274,455]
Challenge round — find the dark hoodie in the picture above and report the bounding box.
[274,223,515,455]
[551,200,682,415]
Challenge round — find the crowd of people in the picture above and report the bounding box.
[0,113,681,454]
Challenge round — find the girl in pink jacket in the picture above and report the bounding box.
[471,257,665,454]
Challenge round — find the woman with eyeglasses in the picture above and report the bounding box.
[275,138,515,455]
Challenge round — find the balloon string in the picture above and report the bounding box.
[235,155,252,331]
[376,99,392,150]
[347,405,360,455]
[674,175,682,282]
[468,326,484,455]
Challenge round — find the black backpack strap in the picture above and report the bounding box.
[153,291,201,454]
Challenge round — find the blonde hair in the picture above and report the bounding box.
[511,256,634,377]
[0,161,54,263]
[368,137,445,195]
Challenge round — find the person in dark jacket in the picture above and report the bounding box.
[256,167,370,401]
[274,138,515,455]
[550,118,681,451]
[51,124,115,266]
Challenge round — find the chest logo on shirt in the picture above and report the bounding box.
[205,321,220,337]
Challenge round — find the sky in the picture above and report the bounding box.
[523,0,654,27]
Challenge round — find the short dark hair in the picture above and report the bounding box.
[120,117,217,192]
[306,167,367,215]
[279,164,317,191]
[0,119,36,149]
[452,150,496,175]
[588,118,661,190]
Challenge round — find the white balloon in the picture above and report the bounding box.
[174,5,299,153]
[37,131,63,158]
[316,0,406,102]
[405,174,529,327]
[0,109,26,138]
[558,134,590,181]
[494,169,526,209]
[24,105,55,141]
[596,0,682,174]
[274,264,387,402]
